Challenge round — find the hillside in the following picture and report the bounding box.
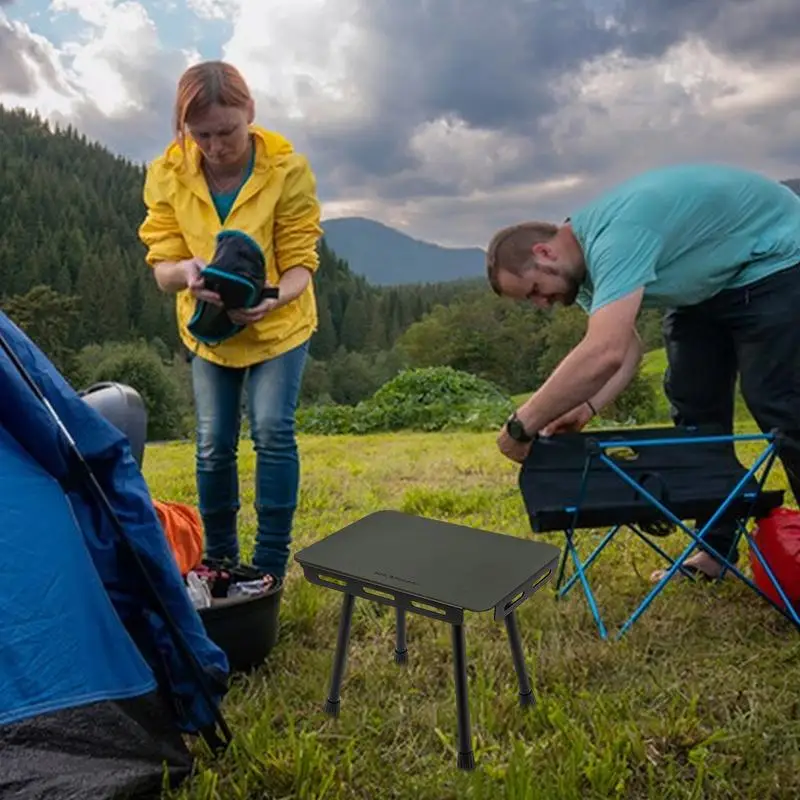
[321,216,486,285]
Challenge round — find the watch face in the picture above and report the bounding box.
[507,418,526,441]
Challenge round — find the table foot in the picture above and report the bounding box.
[457,751,475,771]
[395,606,408,665]
[325,592,356,717]
[504,610,535,708]
[451,623,474,770]
[323,698,340,716]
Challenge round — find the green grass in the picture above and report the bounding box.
[149,430,800,800]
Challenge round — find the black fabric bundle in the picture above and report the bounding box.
[187,230,275,346]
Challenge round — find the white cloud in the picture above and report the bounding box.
[406,117,530,194]
[1,1,187,124]
[62,2,162,117]
[50,0,116,28]
[186,0,236,21]
[221,0,371,123]
[0,15,77,116]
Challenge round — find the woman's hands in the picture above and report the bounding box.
[228,295,280,326]
[182,257,223,306]
[227,267,311,325]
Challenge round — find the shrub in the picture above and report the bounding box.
[297,366,514,435]
[601,369,660,425]
[78,340,188,441]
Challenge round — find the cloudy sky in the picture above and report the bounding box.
[2,0,799,248]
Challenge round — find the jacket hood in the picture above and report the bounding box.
[157,125,294,174]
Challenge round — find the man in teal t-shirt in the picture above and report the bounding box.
[486,163,800,581]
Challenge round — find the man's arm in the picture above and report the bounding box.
[514,287,645,434]
[587,329,643,414]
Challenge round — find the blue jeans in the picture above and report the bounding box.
[190,340,308,579]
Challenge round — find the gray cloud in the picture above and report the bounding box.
[616,0,800,63]
[0,20,63,96]
[2,0,800,248]
[63,51,191,165]
[360,0,618,130]
[298,0,800,243]
[286,0,620,193]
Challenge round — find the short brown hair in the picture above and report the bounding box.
[174,60,253,148]
[485,221,559,294]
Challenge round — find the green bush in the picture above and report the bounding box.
[78,340,188,441]
[601,369,660,425]
[297,366,514,434]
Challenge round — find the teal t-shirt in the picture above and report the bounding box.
[570,163,800,314]
[210,147,255,223]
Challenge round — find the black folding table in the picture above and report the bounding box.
[517,424,800,639]
[294,510,561,769]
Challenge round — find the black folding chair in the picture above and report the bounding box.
[517,424,800,639]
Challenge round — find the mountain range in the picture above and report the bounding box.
[321,217,486,286]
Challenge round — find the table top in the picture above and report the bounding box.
[294,510,561,612]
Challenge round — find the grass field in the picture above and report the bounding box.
[150,428,800,800]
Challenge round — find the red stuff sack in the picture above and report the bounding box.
[749,507,800,611]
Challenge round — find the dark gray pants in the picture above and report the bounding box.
[662,263,800,564]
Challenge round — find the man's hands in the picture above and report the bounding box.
[496,402,595,463]
[495,288,645,464]
[540,403,594,436]
[496,426,532,463]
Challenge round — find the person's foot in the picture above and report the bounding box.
[649,551,724,583]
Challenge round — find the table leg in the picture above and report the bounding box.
[324,592,356,717]
[504,611,534,707]
[395,606,408,665]
[451,623,475,770]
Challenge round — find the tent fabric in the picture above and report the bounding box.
[0,310,229,732]
[0,423,157,727]
[0,694,193,799]
[0,310,231,797]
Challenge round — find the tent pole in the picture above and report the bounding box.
[0,331,233,753]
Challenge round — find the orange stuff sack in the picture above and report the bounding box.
[153,499,204,577]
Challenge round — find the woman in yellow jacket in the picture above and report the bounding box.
[137,60,323,582]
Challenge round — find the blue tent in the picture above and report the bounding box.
[0,310,230,798]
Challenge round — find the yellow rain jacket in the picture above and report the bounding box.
[137,125,323,368]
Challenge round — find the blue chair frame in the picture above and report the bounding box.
[518,425,800,640]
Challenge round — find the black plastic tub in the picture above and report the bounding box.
[196,565,284,674]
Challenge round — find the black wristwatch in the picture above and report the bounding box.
[505,412,534,443]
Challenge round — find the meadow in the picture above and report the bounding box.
[149,423,800,800]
